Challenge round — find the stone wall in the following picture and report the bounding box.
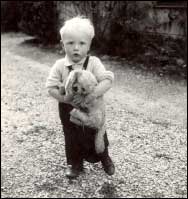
[148,6,187,39]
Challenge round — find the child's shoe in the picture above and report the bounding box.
[65,164,84,178]
[101,156,115,175]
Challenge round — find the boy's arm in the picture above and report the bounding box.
[85,57,114,103]
[48,87,72,103]
[46,60,71,103]
[94,79,112,96]
[85,79,112,103]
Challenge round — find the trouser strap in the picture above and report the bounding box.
[67,56,90,73]
[83,55,90,70]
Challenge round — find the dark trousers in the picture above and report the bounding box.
[59,102,109,168]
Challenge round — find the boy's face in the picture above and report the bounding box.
[62,31,92,63]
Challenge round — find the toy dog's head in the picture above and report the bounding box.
[65,69,98,96]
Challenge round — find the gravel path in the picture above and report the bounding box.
[1,32,187,198]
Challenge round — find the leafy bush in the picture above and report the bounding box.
[1,1,21,31]
[1,1,186,77]
[104,1,186,78]
[19,1,59,44]
[106,2,154,56]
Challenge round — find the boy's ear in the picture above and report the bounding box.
[60,40,64,47]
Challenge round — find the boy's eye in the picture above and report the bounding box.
[67,41,73,45]
[80,42,86,45]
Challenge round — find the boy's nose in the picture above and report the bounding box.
[74,44,79,50]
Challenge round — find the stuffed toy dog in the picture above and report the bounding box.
[60,69,106,154]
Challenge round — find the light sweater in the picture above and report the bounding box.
[46,55,114,91]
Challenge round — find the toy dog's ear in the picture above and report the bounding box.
[74,70,82,82]
[59,86,66,95]
[65,70,82,94]
[65,72,75,95]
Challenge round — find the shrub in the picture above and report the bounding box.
[1,1,21,31]
[18,1,59,44]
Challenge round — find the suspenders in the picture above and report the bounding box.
[67,56,90,72]
[67,65,73,72]
[83,55,89,70]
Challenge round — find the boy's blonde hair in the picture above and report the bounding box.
[60,16,95,41]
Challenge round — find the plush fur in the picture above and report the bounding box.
[61,69,106,154]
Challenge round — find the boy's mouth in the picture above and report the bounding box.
[73,53,80,57]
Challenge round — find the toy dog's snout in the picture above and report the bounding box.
[72,85,78,92]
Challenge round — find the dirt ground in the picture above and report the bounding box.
[1,32,187,198]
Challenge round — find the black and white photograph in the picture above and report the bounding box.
[1,1,187,198]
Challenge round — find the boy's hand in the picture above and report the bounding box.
[59,94,73,104]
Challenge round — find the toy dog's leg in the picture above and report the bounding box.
[70,109,96,128]
[95,125,106,154]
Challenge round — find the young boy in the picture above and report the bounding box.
[46,16,115,178]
